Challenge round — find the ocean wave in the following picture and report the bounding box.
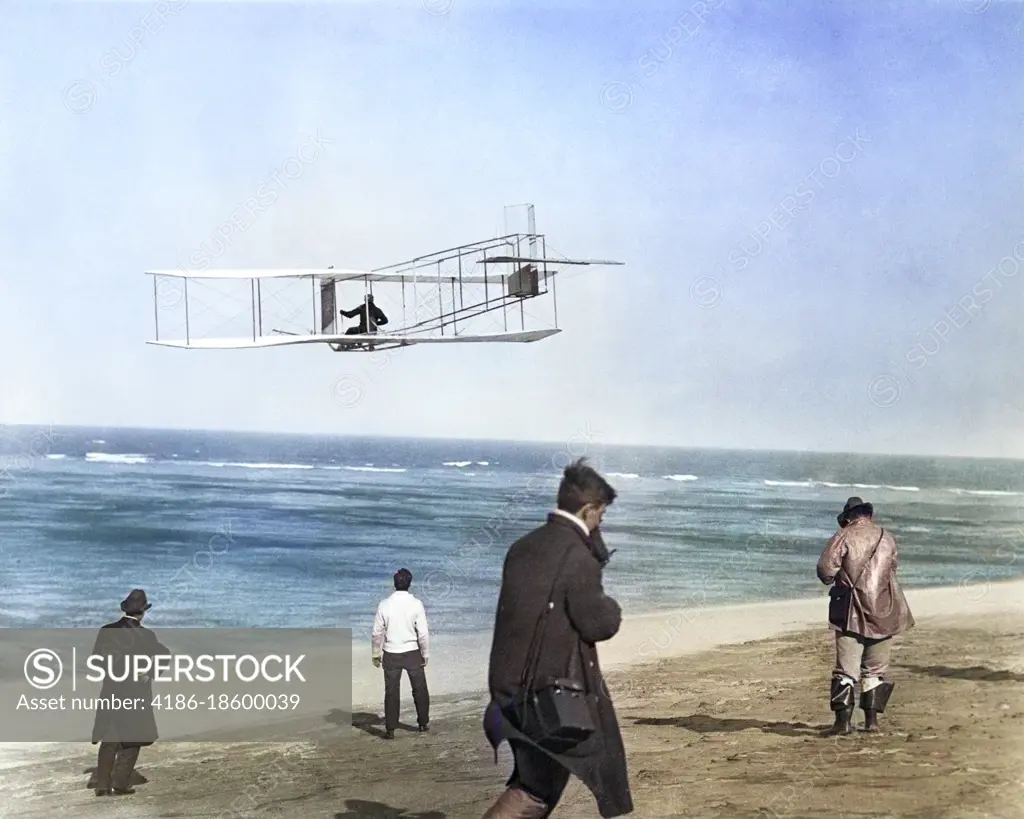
[344,466,407,473]
[947,488,1022,497]
[764,479,814,487]
[443,461,472,468]
[785,480,921,492]
[664,474,699,482]
[476,461,490,466]
[903,525,931,533]
[765,478,1024,496]
[84,453,151,465]
[207,462,315,470]
[44,454,66,460]
[606,472,640,479]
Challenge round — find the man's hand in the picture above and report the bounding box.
[422,657,429,667]
[372,657,381,668]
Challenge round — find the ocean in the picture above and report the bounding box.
[1,425,1022,639]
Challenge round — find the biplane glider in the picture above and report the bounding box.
[145,205,623,353]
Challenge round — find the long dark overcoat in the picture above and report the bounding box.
[91,617,169,748]
[484,513,633,817]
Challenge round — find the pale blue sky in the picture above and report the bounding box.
[1,0,1022,456]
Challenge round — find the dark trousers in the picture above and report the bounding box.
[382,649,429,731]
[509,738,571,809]
[95,742,140,790]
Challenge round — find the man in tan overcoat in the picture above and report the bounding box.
[817,497,915,734]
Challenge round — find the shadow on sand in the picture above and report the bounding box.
[334,799,446,818]
[83,767,148,789]
[634,714,832,737]
[347,711,421,739]
[898,664,1024,683]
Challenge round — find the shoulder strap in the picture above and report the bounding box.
[850,528,884,588]
[519,543,575,690]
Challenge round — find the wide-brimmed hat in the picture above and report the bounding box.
[838,496,873,527]
[120,589,152,614]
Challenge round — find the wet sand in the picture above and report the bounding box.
[2,579,1022,818]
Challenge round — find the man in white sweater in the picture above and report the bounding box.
[372,568,430,738]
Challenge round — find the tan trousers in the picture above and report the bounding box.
[834,632,891,692]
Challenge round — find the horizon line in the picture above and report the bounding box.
[0,420,1021,463]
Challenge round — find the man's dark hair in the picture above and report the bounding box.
[393,568,412,591]
[556,458,616,513]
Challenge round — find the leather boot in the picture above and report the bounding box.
[860,680,894,733]
[825,675,855,735]
[481,787,549,819]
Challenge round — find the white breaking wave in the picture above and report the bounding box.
[664,474,699,482]
[784,480,920,492]
[44,454,66,460]
[343,466,407,473]
[764,479,814,487]
[84,453,151,465]
[948,488,1022,497]
[820,481,883,490]
[606,472,640,479]
[443,461,473,468]
[207,462,314,470]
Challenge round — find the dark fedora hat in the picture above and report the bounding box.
[120,589,152,614]
[837,496,873,527]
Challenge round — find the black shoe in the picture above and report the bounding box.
[418,724,429,733]
[111,787,136,795]
[95,788,111,797]
[383,729,395,740]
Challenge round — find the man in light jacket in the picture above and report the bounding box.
[372,568,430,739]
[817,497,915,734]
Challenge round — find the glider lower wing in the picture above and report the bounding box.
[146,329,560,349]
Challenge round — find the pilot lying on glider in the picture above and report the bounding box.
[341,294,389,335]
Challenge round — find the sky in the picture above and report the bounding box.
[1,0,1023,457]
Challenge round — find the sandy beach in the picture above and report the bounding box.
[2,577,1022,818]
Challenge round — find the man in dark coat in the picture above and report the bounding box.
[481,458,632,818]
[91,589,170,796]
[341,294,388,335]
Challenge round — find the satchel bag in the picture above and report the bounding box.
[828,528,884,629]
[508,545,596,746]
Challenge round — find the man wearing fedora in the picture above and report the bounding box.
[817,497,915,734]
[90,589,169,796]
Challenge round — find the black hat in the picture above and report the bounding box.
[120,589,152,614]
[837,496,873,527]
